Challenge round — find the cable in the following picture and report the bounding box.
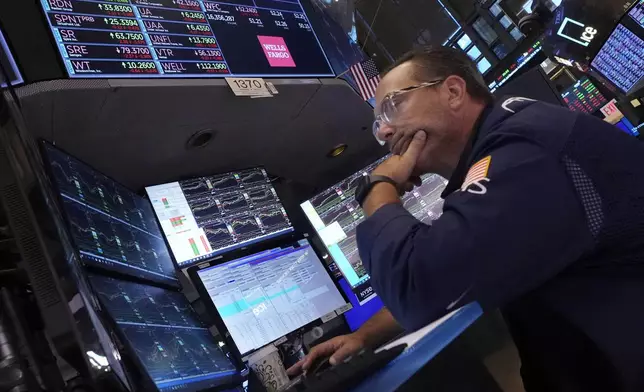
[360,0,384,52]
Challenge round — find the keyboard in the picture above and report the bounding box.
[284,344,407,392]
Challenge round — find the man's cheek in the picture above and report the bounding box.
[415,145,433,171]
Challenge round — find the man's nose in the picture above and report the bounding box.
[376,123,395,143]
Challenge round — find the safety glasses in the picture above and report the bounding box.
[372,79,444,145]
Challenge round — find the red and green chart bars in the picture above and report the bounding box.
[170,216,186,227]
[188,235,212,256]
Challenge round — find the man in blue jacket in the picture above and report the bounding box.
[289,47,644,391]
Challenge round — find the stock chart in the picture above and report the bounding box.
[39,0,333,78]
[89,275,238,391]
[561,77,608,114]
[42,143,178,286]
[146,167,293,267]
[301,156,447,303]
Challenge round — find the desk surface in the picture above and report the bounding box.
[350,303,483,392]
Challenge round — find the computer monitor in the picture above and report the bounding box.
[300,156,447,304]
[38,0,333,78]
[88,274,244,392]
[561,77,608,114]
[146,168,294,268]
[40,141,179,287]
[590,2,644,94]
[189,238,348,356]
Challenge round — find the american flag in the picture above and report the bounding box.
[350,59,380,101]
[461,156,491,191]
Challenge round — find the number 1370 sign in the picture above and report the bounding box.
[225,77,273,97]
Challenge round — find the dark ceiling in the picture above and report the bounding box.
[14,78,387,197]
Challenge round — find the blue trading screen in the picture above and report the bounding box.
[39,0,333,78]
[591,23,644,93]
[146,169,293,268]
[42,143,178,286]
[300,156,447,304]
[89,275,238,392]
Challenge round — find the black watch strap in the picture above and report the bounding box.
[355,175,398,207]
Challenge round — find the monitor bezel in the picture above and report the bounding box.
[86,273,247,392]
[145,168,295,270]
[39,139,181,289]
[0,24,24,86]
[187,235,351,358]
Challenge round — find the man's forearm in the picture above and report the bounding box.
[362,183,401,217]
[353,307,404,347]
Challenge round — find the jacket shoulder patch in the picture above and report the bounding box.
[462,156,491,191]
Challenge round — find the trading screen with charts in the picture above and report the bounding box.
[195,239,347,355]
[41,142,178,286]
[146,168,293,267]
[591,7,644,94]
[300,156,447,303]
[561,77,608,114]
[89,275,238,392]
[39,0,333,78]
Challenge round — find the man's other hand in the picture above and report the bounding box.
[373,131,427,187]
[286,333,366,376]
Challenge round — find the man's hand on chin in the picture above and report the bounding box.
[363,131,427,216]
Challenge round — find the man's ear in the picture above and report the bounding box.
[443,75,467,109]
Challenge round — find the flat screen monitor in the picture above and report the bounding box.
[300,156,447,304]
[590,2,644,94]
[146,168,293,268]
[561,77,608,114]
[190,239,348,356]
[89,274,242,392]
[41,142,179,287]
[39,0,333,78]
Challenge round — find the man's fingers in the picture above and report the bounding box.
[299,340,339,372]
[286,360,305,376]
[329,344,359,366]
[401,131,427,164]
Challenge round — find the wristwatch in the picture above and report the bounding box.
[355,175,398,207]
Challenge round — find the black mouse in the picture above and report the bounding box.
[306,355,333,376]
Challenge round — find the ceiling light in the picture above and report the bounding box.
[327,144,347,158]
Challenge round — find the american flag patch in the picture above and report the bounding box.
[462,156,491,191]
